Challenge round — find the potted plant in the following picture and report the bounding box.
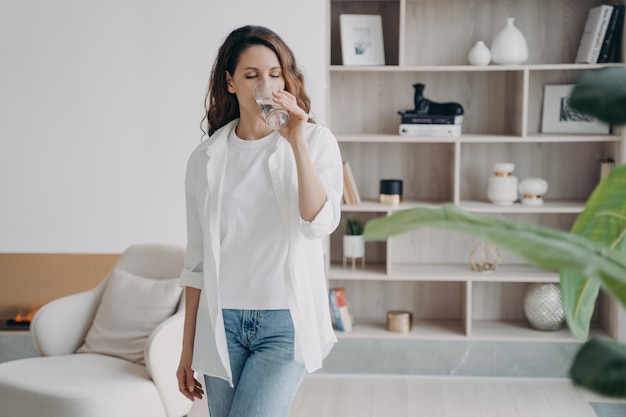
[343,217,365,269]
[364,67,626,398]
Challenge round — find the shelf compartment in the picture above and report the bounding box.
[401,0,599,66]
[329,71,520,136]
[330,0,400,66]
[339,141,454,203]
[458,142,617,204]
[328,280,465,326]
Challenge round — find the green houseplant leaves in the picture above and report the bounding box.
[568,67,626,124]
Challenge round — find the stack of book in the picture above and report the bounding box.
[398,111,463,137]
[329,287,353,332]
[576,4,625,64]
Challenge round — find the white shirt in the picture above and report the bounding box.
[180,119,343,386]
[219,130,289,309]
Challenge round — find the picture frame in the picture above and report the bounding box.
[339,14,385,66]
[541,84,610,134]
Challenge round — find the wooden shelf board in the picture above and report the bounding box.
[336,133,623,144]
[341,199,444,212]
[334,320,606,343]
[330,63,625,72]
[341,199,586,214]
[328,263,388,280]
[460,200,586,214]
[337,133,457,143]
[335,320,465,340]
[470,320,608,343]
[328,263,558,282]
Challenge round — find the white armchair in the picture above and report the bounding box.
[0,243,193,417]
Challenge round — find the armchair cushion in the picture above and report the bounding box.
[0,354,167,417]
[77,268,182,364]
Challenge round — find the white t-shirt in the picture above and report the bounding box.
[219,129,289,309]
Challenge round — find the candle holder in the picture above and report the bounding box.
[487,162,518,205]
[518,178,548,206]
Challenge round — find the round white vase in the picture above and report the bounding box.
[467,41,492,66]
[519,178,548,206]
[490,18,529,65]
[487,162,518,205]
[523,283,564,331]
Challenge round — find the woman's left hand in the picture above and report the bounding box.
[266,89,308,145]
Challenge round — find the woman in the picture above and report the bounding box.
[176,25,343,417]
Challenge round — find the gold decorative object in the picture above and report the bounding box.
[469,239,500,272]
[386,310,413,334]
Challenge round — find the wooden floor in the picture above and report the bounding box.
[288,374,626,417]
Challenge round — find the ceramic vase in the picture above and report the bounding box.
[490,17,529,65]
[467,41,491,66]
[487,162,518,205]
[523,283,564,331]
[519,178,548,206]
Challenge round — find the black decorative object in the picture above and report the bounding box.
[410,83,464,115]
[379,179,403,205]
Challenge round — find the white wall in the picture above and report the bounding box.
[0,1,327,253]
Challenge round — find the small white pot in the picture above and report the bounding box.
[343,235,365,259]
[519,178,548,206]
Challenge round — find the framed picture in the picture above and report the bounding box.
[339,14,385,66]
[541,84,610,134]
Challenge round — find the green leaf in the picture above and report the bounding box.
[568,67,626,124]
[571,337,626,397]
[559,270,599,340]
[560,163,626,339]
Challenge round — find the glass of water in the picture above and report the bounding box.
[253,79,289,130]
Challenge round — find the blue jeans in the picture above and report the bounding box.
[204,309,306,417]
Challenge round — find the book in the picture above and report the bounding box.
[342,161,361,205]
[598,5,625,63]
[398,111,463,125]
[329,288,353,332]
[399,123,462,137]
[575,4,614,63]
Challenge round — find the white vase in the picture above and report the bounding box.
[467,41,491,66]
[490,17,529,65]
[487,162,518,205]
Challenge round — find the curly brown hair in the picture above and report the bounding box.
[202,25,314,137]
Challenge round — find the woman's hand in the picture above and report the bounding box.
[263,89,308,146]
[176,354,204,401]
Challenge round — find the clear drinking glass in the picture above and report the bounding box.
[253,79,289,130]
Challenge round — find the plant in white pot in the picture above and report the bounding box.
[343,217,365,270]
[364,67,626,398]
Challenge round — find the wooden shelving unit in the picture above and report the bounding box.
[326,0,626,342]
